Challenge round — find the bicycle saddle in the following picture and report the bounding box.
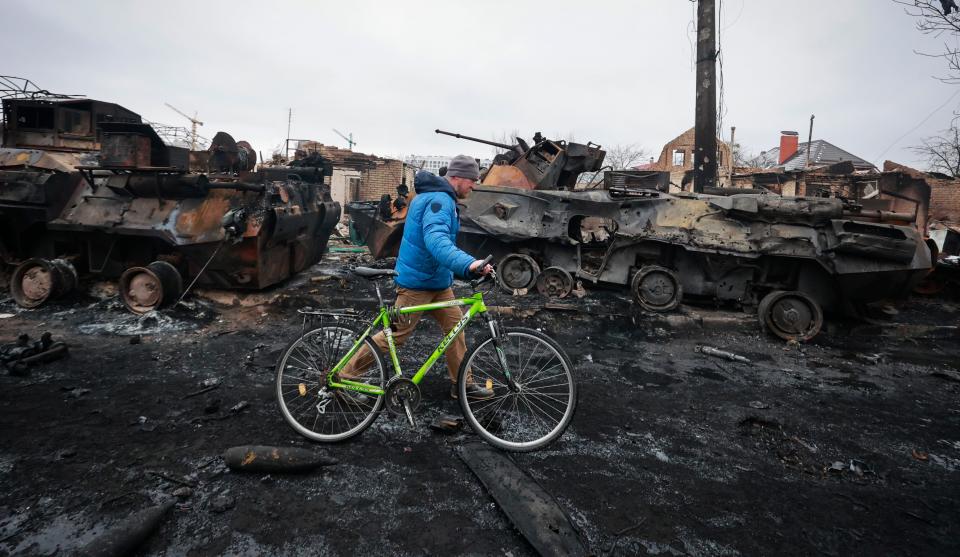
[353,266,398,279]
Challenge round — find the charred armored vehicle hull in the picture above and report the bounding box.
[1,95,340,312]
[457,185,933,341]
[431,129,935,341]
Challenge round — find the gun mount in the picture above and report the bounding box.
[436,129,606,191]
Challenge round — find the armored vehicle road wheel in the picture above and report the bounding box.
[10,258,78,308]
[631,265,682,312]
[536,266,574,299]
[758,290,823,342]
[497,253,540,293]
[119,261,183,314]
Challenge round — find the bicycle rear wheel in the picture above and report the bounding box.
[276,325,386,442]
[457,327,577,452]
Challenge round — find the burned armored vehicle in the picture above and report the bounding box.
[1,95,340,313]
[345,183,410,260]
[443,131,934,341]
[344,130,607,259]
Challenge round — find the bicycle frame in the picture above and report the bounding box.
[325,291,491,396]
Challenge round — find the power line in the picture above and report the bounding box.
[873,86,960,164]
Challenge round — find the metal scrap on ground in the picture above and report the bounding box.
[223,445,338,473]
[459,443,588,557]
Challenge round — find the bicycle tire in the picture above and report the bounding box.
[276,325,386,442]
[457,327,577,452]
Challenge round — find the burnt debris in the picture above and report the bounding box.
[0,332,67,376]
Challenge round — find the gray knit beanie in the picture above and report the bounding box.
[446,154,480,181]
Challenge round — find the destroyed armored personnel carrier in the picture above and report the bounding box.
[442,131,935,341]
[1,96,340,313]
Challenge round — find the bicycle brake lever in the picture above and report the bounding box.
[471,271,495,290]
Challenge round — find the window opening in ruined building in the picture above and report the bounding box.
[672,150,686,167]
[860,181,880,200]
[349,177,361,201]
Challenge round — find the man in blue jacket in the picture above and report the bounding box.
[340,155,493,400]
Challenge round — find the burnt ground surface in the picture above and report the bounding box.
[1,255,959,556]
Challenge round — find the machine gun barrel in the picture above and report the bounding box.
[435,129,514,151]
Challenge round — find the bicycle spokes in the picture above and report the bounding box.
[276,326,386,442]
[460,329,576,451]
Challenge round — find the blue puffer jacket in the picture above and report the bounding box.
[395,171,476,290]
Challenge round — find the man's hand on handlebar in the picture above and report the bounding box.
[469,256,494,276]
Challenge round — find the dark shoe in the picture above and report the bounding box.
[450,382,494,400]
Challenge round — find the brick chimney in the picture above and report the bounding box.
[779,131,799,165]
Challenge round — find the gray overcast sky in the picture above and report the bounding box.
[4,0,959,168]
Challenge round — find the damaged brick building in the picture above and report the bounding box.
[885,161,960,224]
[293,141,415,216]
[643,127,732,190]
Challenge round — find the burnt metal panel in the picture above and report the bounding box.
[459,443,588,556]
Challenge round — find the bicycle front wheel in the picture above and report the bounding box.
[457,327,577,452]
[276,326,386,442]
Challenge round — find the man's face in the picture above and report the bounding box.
[450,176,478,199]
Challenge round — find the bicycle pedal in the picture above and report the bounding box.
[402,400,416,428]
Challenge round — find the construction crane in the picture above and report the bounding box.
[332,128,357,150]
[165,102,203,151]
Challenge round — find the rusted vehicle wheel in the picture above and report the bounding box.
[757,290,823,342]
[10,258,78,308]
[631,265,682,312]
[497,254,540,293]
[536,267,574,299]
[119,261,183,314]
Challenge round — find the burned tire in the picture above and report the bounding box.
[631,265,682,312]
[758,290,823,342]
[497,253,540,293]
[119,261,183,314]
[536,267,574,299]
[10,258,78,308]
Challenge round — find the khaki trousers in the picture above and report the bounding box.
[340,287,468,383]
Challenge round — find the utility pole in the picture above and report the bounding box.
[285,108,292,161]
[729,125,736,183]
[805,114,815,169]
[693,0,718,194]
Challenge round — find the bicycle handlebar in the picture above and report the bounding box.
[470,255,495,289]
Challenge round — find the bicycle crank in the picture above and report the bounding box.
[384,376,421,418]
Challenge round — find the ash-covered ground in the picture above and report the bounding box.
[1,256,959,556]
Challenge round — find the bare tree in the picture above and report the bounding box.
[732,145,771,168]
[912,125,960,176]
[605,143,649,171]
[893,0,960,83]
[490,129,522,158]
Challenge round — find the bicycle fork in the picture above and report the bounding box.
[485,316,520,393]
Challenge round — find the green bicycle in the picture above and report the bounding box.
[275,256,577,451]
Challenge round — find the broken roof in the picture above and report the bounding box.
[760,140,876,172]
